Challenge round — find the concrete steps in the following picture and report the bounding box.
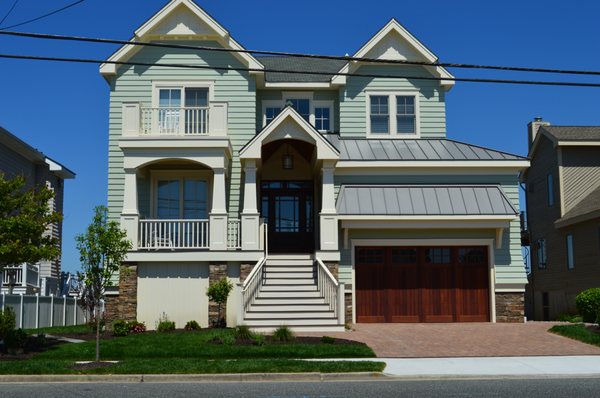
[242,256,343,332]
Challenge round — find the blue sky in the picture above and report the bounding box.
[1,0,599,274]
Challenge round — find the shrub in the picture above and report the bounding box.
[234,325,253,340]
[575,288,600,323]
[4,328,27,352]
[252,333,266,346]
[112,320,130,337]
[321,335,335,344]
[156,313,175,333]
[206,278,233,328]
[221,334,235,346]
[0,307,16,341]
[184,320,201,331]
[556,313,583,323]
[272,325,294,342]
[128,321,146,334]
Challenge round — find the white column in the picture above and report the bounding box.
[210,168,228,250]
[241,160,260,251]
[320,161,338,251]
[121,168,139,250]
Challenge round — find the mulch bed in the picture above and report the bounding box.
[71,361,117,371]
[0,335,66,361]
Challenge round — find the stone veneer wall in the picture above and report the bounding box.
[209,264,228,327]
[325,262,339,279]
[495,292,525,322]
[344,288,353,325]
[104,264,138,326]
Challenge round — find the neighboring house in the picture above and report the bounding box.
[0,126,75,295]
[522,119,600,321]
[102,0,529,331]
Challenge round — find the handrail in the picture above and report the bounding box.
[316,258,339,315]
[241,256,267,313]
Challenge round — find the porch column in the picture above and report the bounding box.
[241,159,260,251]
[121,168,139,250]
[210,167,228,251]
[320,161,338,251]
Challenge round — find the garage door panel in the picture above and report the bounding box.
[356,246,490,323]
[356,248,387,323]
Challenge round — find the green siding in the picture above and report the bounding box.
[340,65,446,138]
[107,41,256,221]
[334,173,526,287]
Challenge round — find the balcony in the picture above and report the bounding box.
[2,264,39,290]
[121,102,228,138]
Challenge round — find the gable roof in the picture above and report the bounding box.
[239,107,339,160]
[258,56,346,83]
[555,185,600,228]
[540,126,600,142]
[100,0,263,77]
[336,185,517,216]
[331,19,454,89]
[324,136,527,162]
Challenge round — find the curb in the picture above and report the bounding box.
[0,372,387,383]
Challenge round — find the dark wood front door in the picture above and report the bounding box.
[260,181,314,253]
[356,246,489,323]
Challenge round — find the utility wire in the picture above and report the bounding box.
[0,0,84,31]
[0,0,19,26]
[0,29,599,77]
[2,52,600,88]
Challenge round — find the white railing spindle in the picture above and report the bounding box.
[141,107,209,136]
[139,219,210,249]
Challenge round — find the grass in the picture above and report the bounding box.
[550,323,600,348]
[25,325,92,335]
[0,359,385,375]
[1,328,382,375]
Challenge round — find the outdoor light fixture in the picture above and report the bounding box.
[282,143,294,170]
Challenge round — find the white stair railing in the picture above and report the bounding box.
[238,222,268,323]
[316,258,345,325]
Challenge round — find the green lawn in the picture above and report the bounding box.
[1,329,383,375]
[550,323,600,347]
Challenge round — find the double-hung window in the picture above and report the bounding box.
[262,94,334,132]
[367,93,419,137]
[536,238,547,269]
[154,83,211,135]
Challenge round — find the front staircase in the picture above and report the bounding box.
[241,255,345,332]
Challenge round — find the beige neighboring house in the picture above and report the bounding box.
[522,118,600,320]
[0,126,75,295]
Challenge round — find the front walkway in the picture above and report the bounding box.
[301,322,600,357]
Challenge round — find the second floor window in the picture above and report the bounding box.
[286,99,310,121]
[265,107,282,125]
[566,233,574,270]
[314,107,331,132]
[536,238,547,269]
[368,93,418,137]
[547,173,554,207]
[155,85,210,135]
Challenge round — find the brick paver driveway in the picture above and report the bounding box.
[303,322,600,358]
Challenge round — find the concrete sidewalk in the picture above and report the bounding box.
[317,355,600,378]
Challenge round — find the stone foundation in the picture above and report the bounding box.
[495,292,525,322]
[104,264,138,327]
[325,262,339,280]
[240,263,253,284]
[344,287,353,326]
[208,264,228,327]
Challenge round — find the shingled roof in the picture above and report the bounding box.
[257,56,346,83]
[540,126,600,142]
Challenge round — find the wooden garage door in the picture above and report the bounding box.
[356,246,489,323]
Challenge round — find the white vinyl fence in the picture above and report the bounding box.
[0,294,87,329]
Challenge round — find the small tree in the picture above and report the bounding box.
[76,205,131,362]
[0,174,62,278]
[206,277,233,328]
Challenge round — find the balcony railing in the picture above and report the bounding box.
[141,107,208,136]
[121,102,228,137]
[2,264,39,287]
[139,219,210,249]
[227,219,242,249]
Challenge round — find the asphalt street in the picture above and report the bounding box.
[2,378,600,397]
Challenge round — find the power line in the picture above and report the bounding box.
[0,0,84,31]
[2,52,600,88]
[0,0,19,26]
[0,30,599,78]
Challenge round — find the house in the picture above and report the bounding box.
[522,119,600,321]
[102,0,529,331]
[0,126,75,295]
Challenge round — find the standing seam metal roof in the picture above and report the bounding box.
[336,185,518,216]
[327,138,526,161]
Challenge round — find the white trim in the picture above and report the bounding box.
[151,81,215,107]
[365,91,420,138]
[557,140,600,146]
[126,250,264,263]
[100,0,263,76]
[350,238,496,323]
[263,82,333,89]
[340,219,513,231]
[313,100,335,133]
[331,19,454,89]
[336,160,530,169]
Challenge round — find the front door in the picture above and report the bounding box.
[261,181,314,253]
